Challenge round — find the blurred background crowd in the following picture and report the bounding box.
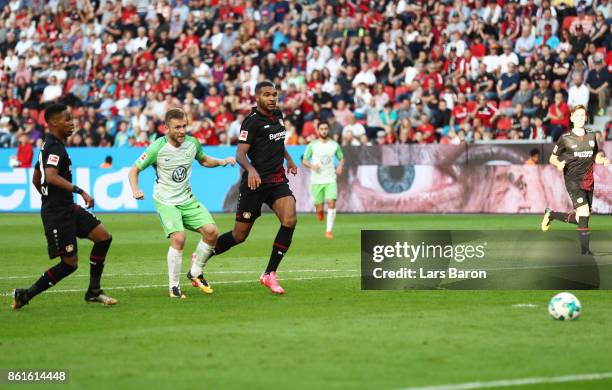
[0,0,611,165]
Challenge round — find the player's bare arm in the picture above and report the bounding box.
[285,148,297,175]
[549,154,566,171]
[236,143,261,190]
[45,166,94,208]
[128,165,144,200]
[32,168,42,195]
[336,158,345,176]
[199,155,236,168]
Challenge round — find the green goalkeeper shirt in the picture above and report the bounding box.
[134,136,206,205]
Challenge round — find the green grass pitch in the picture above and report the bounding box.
[1,213,612,390]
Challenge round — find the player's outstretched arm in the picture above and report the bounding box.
[45,167,94,208]
[128,165,145,200]
[199,155,236,168]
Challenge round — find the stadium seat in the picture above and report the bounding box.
[497,117,512,131]
[384,85,396,102]
[499,100,513,110]
[562,16,576,30]
[466,101,477,113]
[37,109,46,126]
[63,78,76,95]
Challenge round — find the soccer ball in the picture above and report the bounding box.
[548,292,581,321]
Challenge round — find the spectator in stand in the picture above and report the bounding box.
[587,56,610,117]
[548,92,571,141]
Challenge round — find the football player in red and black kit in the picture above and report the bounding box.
[213,81,298,294]
[11,104,118,310]
[541,104,610,255]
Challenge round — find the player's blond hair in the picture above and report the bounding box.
[571,105,587,115]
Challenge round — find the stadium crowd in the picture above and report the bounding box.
[0,0,611,163]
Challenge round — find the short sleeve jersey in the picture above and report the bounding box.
[238,108,288,184]
[37,133,73,210]
[135,136,206,205]
[303,139,344,184]
[552,129,599,190]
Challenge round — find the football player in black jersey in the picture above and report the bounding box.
[213,81,298,294]
[11,104,118,310]
[541,104,610,254]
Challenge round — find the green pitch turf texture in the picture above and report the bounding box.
[1,213,611,390]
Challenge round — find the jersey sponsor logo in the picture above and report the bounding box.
[172,166,188,182]
[320,155,332,165]
[140,152,147,161]
[239,130,248,141]
[269,130,286,142]
[573,151,593,158]
[47,154,60,166]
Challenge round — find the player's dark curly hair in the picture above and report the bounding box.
[255,80,275,95]
[44,103,68,123]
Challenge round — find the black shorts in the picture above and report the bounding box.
[41,204,101,259]
[236,182,294,222]
[566,185,593,210]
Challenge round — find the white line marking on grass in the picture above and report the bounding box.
[0,269,359,280]
[511,304,538,308]
[401,372,612,390]
[0,274,358,296]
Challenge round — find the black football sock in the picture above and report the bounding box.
[265,225,295,274]
[577,216,591,254]
[214,231,238,255]
[89,236,112,291]
[550,211,577,224]
[26,261,77,299]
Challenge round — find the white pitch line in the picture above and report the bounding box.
[511,304,538,308]
[0,274,358,297]
[401,372,612,390]
[0,269,360,280]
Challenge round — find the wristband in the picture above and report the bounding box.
[72,185,84,194]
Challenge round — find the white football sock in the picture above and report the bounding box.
[167,247,183,289]
[190,240,214,276]
[326,209,336,232]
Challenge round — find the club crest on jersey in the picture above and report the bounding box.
[172,166,188,182]
[589,141,595,147]
[242,212,251,219]
[47,154,60,166]
[65,244,74,253]
[239,130,248,141]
